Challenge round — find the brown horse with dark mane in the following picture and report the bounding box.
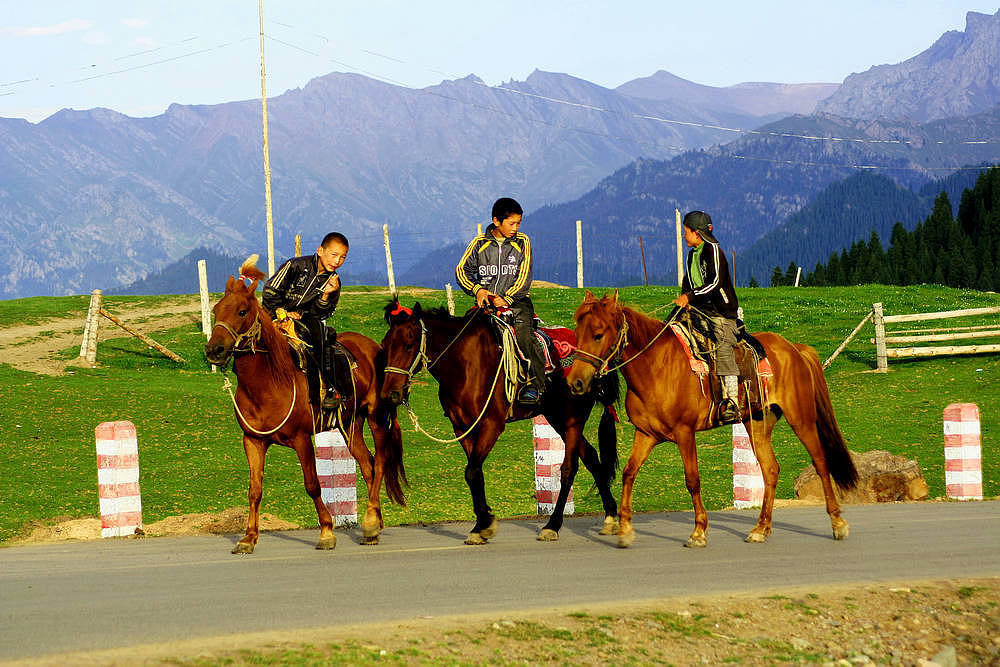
[568,291,858,548]
[379,302,620,544]
[204,259,406,553]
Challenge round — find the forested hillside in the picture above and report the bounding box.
[794,166,1000,289]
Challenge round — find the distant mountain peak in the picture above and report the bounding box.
[816,10,1000,122]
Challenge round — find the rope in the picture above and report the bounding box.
[222,371,298,437]
[403,352,505,444]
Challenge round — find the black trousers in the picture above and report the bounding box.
[509,297,546,388]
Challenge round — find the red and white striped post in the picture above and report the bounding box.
[95,421,143,537]
[732,423,764,508]
[533,416,574,515]
[943,403,983,500]
[315,429,357,526]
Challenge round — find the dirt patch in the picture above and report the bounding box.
[8,509,298,545]
[0,297,203,376]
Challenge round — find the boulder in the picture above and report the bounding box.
[794,450,928,503]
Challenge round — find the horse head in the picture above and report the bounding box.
[204,257,264,367]
[568,290,624,396]
[379,300,425,405]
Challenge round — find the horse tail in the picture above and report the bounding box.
[595,372,620,480]
[797,344,858,490]
[379,401,409,506]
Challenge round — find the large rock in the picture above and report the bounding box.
[794,450,928,503]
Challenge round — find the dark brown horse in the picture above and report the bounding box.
[568,292,858,548]
[204,262,406,553]
[379,302,620,544]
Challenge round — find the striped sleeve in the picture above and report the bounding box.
[262,260,293,314]
[504,232,532,303]
[456,236,483,297]
[691,242,721,296]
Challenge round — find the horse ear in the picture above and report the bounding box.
[611,290,619,305]
[225,275,238,292]
[583,290,596,302]
[248,279,259,294]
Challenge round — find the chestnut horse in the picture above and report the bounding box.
[379,302,620,544]
[204,265,406,553]
[568,292,858,548]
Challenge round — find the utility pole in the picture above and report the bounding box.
[259,0,276,275]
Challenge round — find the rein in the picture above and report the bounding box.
[215,312,298,436]
[576,305,686,377]
[386,308,505,444]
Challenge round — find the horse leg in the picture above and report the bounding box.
[292,433,336,550]
[357,417,386,545]
[578,436,619,535]
[617,431,658,548]
[786,416,850,540]
[675,426,708,548]
[744,413,780,543]
[538,426,584,542]
[233,436,267,554]
[462,427,500,545]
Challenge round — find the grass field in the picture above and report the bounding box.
[1,284,998,544]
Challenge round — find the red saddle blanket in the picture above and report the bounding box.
[537,325,577,377]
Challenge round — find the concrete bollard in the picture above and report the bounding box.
[533,416,574,516]
[732,423,764,508]
[95,421,143,537]
[943,403,983,500]
[315,429,358,526]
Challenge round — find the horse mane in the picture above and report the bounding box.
[575,295,668,344]
[383,300,462,326]
[240,254,266,282]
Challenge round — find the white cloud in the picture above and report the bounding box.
[3,19,94,37]
[129,37,157,48]
[122,18,150,29]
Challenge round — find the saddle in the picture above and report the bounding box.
[275,318,357,402]
[488,314,577,408]
[669,310,773,426]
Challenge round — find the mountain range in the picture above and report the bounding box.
[3,10,1000,298]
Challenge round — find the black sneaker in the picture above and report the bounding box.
[719,399,741,424]
[517,385,542,406]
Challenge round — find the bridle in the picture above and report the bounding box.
[212,314,264,355]
[573,315,629,377]
[384,319,429,381]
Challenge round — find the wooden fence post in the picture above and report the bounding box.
[675,209,683,287]
[576,219,583,288]
[383,224,396,298]
[445,283,455,315]
[294,234,301,257]
[198,260,216,373]
[81,289,103,364]
[873,302,888,372]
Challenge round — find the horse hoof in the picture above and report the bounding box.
[315,535,337,550]
[537,528,559,542]
[232,541,255,555]
[744,530,768,544]
[832,521,850,540]
[478,518,499,540]
[464,533,487,545]
[361,534,380,546]
[598,516,619,535]
[684,536,707,548]
[617,528,636,549]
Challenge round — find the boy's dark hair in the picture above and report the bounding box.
[321,232,349,249]
[491,197,523,223]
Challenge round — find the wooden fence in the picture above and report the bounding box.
[871,302,1000,372]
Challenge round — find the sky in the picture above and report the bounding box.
[1,1,997,123]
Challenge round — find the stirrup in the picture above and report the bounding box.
[322,390,342,411]
[517,384,542,406]
[719,399,741,424]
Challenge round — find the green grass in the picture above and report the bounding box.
[1,284,998,543]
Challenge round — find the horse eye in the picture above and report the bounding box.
[594,333,604,341]
[238,309,248,317]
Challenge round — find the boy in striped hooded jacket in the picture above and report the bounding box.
[456,197,546,405]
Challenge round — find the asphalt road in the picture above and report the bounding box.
[2,502,999,662]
